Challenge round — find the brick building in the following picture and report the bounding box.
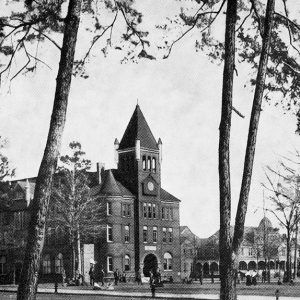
[0,105,181,283]
[94,104,181,282]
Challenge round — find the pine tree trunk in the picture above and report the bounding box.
[232,0,275,254]
[219,0,237,299]
[219,0,275,299]
[16,1,82,299]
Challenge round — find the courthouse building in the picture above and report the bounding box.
[0,105,181,283]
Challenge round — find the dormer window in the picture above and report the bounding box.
[142,156,146,170]
[147,157,151,170]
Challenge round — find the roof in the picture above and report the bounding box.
[160,188,180,202]
[119,105,159,150]
[97,170,134,197]
[258,216,273,230]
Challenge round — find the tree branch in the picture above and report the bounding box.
[32,28,62,51]
[164,0,226,59]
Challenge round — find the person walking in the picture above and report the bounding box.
[149,270,156,298]
[89,265,95,286]
[210,270,214,283]
[114,269,119,285]
[199,268,203,285]
[99,267,105,286]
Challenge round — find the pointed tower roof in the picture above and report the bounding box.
[100,170,122,196]
[119,105,159,150]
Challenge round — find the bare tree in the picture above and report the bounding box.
[48,141,104,278]
[263,163,300,282]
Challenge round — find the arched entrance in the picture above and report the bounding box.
[239,261,247,271]
[203,262,210,276]
[248,261,256,270]
[210,262,219,273]
[143,254,158,277]
[195,262,202,275]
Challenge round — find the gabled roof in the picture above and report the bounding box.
[100,170,122,196]
[160,188,180,202]
[96,170,134,198]
[119,105,159,150]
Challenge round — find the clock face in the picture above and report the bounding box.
[147,181,154,191]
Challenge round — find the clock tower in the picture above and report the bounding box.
[113,104,180,281]
[115,104,163,272]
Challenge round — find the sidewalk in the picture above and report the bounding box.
[1,285,300,300]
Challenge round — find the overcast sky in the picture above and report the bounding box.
[1,0,300,238]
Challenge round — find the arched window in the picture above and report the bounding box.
[163,252,172,270]
[152,158,156,172]
[147,157,151,170]
[142,156,146,170]
[43,254,51,274]
[107,256,113,273]
[55,253,64,274]
[124,255,130,271]
[0,256,6,275]
[143,226,148,243]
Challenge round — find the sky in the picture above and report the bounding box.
[1,0,300,238]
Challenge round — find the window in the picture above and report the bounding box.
[162,227,167,243]
[124,225,130,242]
[43,254,51,274]
[152,158,156,172]
[143,203,147,218]
[0,256,6,275]
[107,202,112,215]
[122,204,131,217]
[153,226,157,243]
[168,228,173,243]
[163,252,172,270]
[107,256,113,273]
[107,225,113,242]
[55,253,64,274]
[161,207,165,220]
[183,263,187,272]
[143,226,148,243]
[142,156,146,170]
[162,207,173,220]
[152,204,156,219]
[147,157,151,170]
[124,255,130,271]
[166,207,169,220]
[148,203,152,218]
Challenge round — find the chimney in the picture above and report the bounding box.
[158,138,162,164]
[25,179,30,206]
[96,162,105,185]
[135,139,140,160]
[114,138,119,165]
